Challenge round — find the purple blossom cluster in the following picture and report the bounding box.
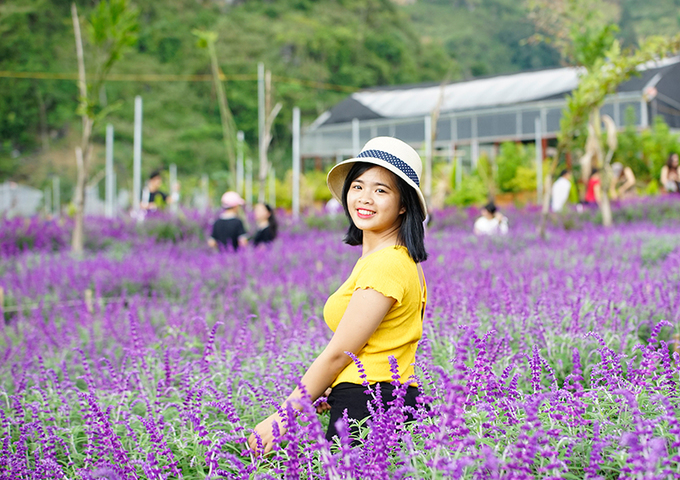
[0,205,679,479]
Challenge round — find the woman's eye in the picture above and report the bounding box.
[376,189,385,193]
[352,184,362,190]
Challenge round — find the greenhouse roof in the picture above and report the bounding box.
[317,56,680,127]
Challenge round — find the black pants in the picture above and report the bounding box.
[325,382,421,441]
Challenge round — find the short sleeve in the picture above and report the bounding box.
[353,251,406,305]
[236,220,246,237]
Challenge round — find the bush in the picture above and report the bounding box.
[446,174,488,207]
[496,142,536,193]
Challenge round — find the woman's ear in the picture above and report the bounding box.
[399,205,406,215]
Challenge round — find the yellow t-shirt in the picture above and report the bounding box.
[323,245,426,387]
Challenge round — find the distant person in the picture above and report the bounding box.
[584,168,601,204]
[610,162,636,199]
[252,203,278,246]
[661,153,680,193]
[473,202,508,236]
[551,169,572,212]
[325,197,342,216]
[141,170,178,211]
[208,191,248,251]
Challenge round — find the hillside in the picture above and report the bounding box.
[1,0,679,197]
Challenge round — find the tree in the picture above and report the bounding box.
[193,30,238,190]
[529,0,680,234]
[71,0,138,253]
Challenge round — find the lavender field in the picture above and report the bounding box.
[1,201,680,479]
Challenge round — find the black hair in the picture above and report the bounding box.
[149,170,162,180]
[341,162,427,263]
[590,168,599,177]
[262,203,278,239]
[667,152,678,170]
[558,169,569,178]
[483,202,497,215]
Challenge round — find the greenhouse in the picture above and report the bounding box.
[301,56,680,164]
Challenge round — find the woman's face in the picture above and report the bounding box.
[346,166,405,235]
[672,154,679,167]
[254,204,270,223]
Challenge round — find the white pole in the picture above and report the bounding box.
[535,117,543,204]
[201,174,209,212]
[133,96,143,213]
[52,176,60,217]
[455,154,462,190]
[292,107,301,220]
[105,123,114,218]
[268,165,276,208]
[169,163,178,215]
[44,187,51,216]
[245,157,253,208]
[258,62,265,191]
[237,130,245,196]
[424,115,432,205]
[352,118,360,156]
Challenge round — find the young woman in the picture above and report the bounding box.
[661,152,679,193]
[248,137,428,453]
[251,203,278,246]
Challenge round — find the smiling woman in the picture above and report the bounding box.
[248,137,429,452]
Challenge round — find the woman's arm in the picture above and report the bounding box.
[661,166,669,186]
[619,167,636,194]
[247,288,395,453]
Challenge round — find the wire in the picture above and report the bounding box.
[0,70,358,92]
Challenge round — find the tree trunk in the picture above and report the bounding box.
[71,2,89,254]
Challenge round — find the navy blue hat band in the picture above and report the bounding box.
[356,149,420,187]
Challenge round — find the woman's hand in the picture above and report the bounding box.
[248,411,287,455]
[316,387,332,414]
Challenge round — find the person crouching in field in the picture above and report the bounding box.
[208,191,248,252]
[248,137,428,452]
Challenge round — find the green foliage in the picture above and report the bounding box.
[446,173,487,207]
[496,142,536,193]
[614,106,647,178]
[641,116,680,179]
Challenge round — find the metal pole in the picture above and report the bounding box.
[245,157,253,208]
[352,118,360,156]
[471,116,479,170]
[169,163,178,215]
[133,96,142,213]
[105,123,114,218]
[424,115,432,206]
[237,130,245,196]
[292,106,301,220]
[535,117,543,204]
[52,176,60,217]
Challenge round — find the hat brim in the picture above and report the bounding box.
[326,157,427,217]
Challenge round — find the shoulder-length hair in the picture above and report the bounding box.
[340,162,427,263]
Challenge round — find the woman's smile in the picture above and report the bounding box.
[356,208,376,219]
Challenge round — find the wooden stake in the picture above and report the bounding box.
[84,289,94,314]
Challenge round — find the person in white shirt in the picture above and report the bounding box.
[473,202,508,236]
[551,169,572,212]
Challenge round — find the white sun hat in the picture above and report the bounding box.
[326,136,427,217]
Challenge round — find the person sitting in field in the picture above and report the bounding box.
[584,168,601,205]
[208,191,248,252]
[660,152,680,193]
[551,169,572,212]
[251,203,278,246]
[473,202,508,236]
[610,162,636,199]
